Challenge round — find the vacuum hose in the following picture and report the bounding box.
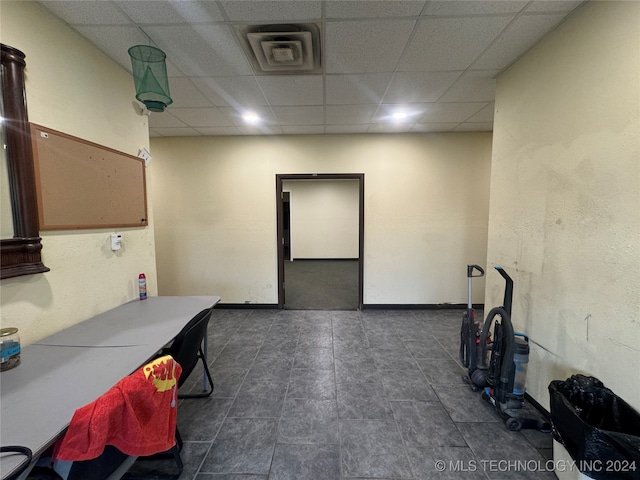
[479,306,515,404]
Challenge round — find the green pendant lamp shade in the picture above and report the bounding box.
[128,45,172,112]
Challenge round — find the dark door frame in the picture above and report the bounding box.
[276,173,364,310]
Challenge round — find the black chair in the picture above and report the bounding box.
[122,308,215,479]
[1,444,135,480]
[50,446,138,480]
[162,308,214,399]
[0,445,34,480]
[22,443,180,480]
[22,310,214,480]
[123,309,215,479]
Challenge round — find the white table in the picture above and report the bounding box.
[0,296,220,479]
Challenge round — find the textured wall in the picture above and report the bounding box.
[487,1,640,409]
[0,1,157,345]
[150,132,492,305]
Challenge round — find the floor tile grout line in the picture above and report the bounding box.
[191,310,269,478]
[189,310,247,479]
[186,309,553,479]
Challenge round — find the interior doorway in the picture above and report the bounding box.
[276,174,364,310]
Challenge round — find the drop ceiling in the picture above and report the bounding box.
[39,0,585,137]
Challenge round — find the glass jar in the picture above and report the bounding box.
[0,327,21,371]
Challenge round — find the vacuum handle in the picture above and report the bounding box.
[467,264,485,278]
[494,265,512,282]
[494,266,513,315]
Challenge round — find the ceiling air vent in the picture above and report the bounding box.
[235,23,322,75]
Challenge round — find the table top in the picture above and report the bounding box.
[0,295,220,479]
[34,296,220,348]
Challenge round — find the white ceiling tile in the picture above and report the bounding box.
[281,126,325,135]
[149,128,164,137]
[39,0,582,136]
[148,111,188,128]
[326,1,427,19]
[524,1,585,13]
[418,102,487,123]
[421,1,528,16]
[40,1,131,25]
[326,125,370,134]
[219,1,321,22]
[168,78,214,108]
[467,103,495,122]
[191,76,267,108]
[257,76,324,106]
[143,25,253,76]
[472,13,569,69]
[116,1,225,24]
[170,107,235,127]
[325,105,378,125]
[368,123,413,133]
[161,60,183,78]
[397,16,512,71]
[73,25,156,72]
[238,125,283,135]
[325,19,416,73]
[411,123,458,132]
[66,24,183,76]
[439,70,499,102]
[326,74,393,105]
[373,104,428,123]
[196,127,243,136]
[454,122,493,132]
[383,71,461,103]
[219,106,278,126]
[150,127,201,136]
[271,106,324,125]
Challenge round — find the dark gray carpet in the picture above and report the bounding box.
[284,260,359,310]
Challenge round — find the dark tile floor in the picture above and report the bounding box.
[151,309,556,480]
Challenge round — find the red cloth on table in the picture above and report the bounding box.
[56,355,182,461]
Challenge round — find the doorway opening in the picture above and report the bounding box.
[276,174,364,310]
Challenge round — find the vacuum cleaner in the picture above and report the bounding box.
[459,264,487,391]
[467,266,550,431]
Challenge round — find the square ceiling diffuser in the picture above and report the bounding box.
[236,24,322,74]
[264,41,303,66]
[248,31,313,71]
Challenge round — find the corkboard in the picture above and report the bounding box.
[31,124,148,230]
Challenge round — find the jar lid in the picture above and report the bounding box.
[0,328,18,336]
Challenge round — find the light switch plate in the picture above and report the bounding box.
[110,233,122,251]
[138,148,152,166]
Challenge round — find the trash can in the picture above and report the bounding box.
[549,374,640,480]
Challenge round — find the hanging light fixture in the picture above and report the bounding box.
[127,45,172,113]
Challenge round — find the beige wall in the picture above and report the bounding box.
[0,1,157,345]
[150,132,492,305]
[487,1,640,410]
[284,179,359,259]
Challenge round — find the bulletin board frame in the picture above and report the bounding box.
[30,123,148,230]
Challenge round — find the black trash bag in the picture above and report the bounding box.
[549,374,640,479]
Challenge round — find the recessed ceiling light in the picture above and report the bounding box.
[392,111,407,121]
[242,112,260,124]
